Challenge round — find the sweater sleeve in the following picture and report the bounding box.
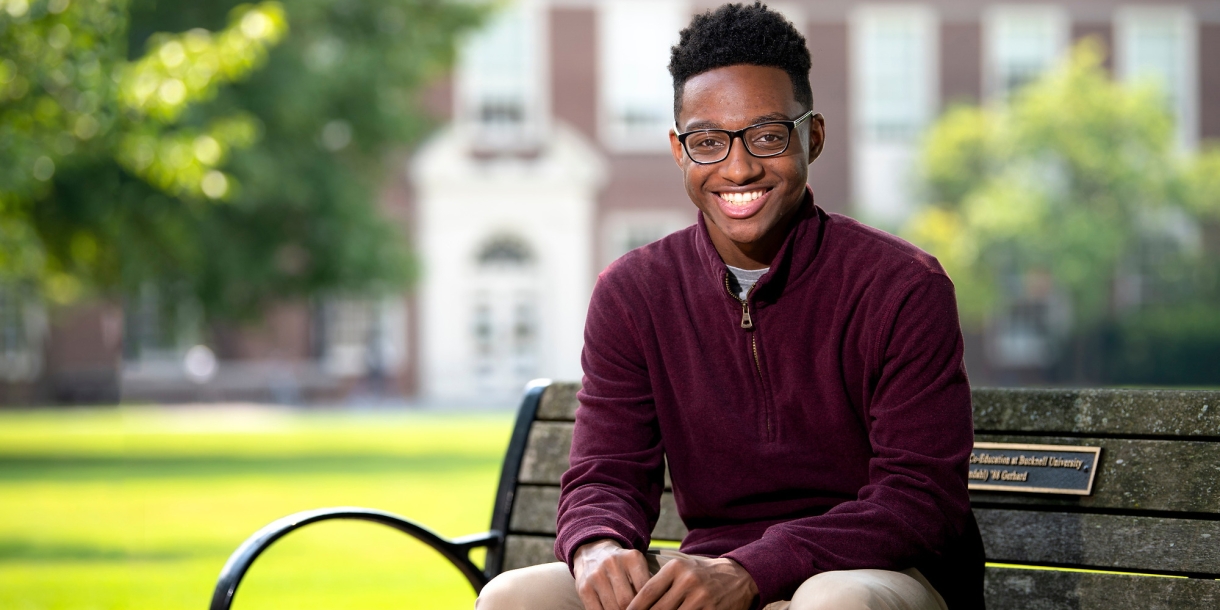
[723,273,975,605]
[553,271,666,568]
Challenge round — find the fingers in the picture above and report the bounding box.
[627,561,677,610]
[640,586,687,610]
[606,562,640,609]
[627,552,652,596]
[626,572,666,610]
[576,577,604,610]
[577,567,622,610]
[576,547,651,610]
[627,557,727,610]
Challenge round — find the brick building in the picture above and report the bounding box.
[3,0,1217,405]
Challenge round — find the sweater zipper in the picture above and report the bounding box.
[724,273,761,376]
[726,272,772,439]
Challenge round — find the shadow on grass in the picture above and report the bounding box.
[0,540,195,562]
[0,453,502,482]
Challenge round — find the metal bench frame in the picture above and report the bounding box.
[208,381,548,610]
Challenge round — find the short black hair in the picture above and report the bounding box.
[668,2,813,122]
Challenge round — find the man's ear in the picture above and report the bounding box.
[807,113,826,164]
[669,127,686,167]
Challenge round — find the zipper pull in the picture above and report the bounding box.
[740,301,753,329]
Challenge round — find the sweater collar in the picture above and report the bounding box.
[694,186,824,301]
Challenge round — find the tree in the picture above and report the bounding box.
[0,0,485,318]
[904,40,1220,332]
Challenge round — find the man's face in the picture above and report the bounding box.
[669,64,824,268]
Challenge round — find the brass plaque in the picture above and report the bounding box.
[968,442,1102,495]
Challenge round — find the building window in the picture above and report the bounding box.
[477,234,535,267]
[599,0,687,152]
[0,285,46,382]
[1116,7,1198,150]
[456,1,546,151]
[984,5,1068,100]
[123,283,203,363]
[853,6,938,145]
[471,233,539,395]
[601,210,691,268]
[850,5,938,226]
[319,297,406,379]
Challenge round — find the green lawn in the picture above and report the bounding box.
[0,406,514,610]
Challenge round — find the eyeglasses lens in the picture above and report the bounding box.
[685,124,791,163]
[745,124,791,155]
[686,133,730,163]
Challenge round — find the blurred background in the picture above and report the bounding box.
[2,0,1219,409]
[1,0,1218,608]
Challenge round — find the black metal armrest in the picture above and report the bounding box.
[208,506,503,610]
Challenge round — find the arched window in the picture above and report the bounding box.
[476,234,535,267]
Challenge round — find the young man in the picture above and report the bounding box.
[477,3,983,609]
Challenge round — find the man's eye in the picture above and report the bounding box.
[692,138,725,150]
[751,132,784,145]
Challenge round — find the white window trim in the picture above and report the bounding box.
[1114,5,1198,151]
[597,0,690,153]
[848,4,939,226]
[453,0,551,151]
[982,4,1070,102]
[600,209,692,268]
[849,4,940,146]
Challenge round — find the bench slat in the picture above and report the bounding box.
[534,386,1220,447]
[984,567,1220,610]
[976,508,1220,577]
[510,485,689,540]
[538,383,580,422]
[503,537,1220,608]
[525,430,1220,514]
[503,534,559,571]
[509,485,562,534]
[510,496,1220,576]
[519,421,672,489]
[520,422,573,485]
[536,386,1220,436]
[973,388,1220,438]
[972,435,1220,513]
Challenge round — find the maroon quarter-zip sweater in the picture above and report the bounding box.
[555,195,984,609]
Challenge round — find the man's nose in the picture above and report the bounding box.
[719,135,765,184]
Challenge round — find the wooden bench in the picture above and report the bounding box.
[209,380,1220,609]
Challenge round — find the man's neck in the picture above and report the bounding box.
[707,215,796,270]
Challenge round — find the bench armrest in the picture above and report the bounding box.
[208,506,503,610]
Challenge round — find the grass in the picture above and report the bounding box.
[0,406,515,610]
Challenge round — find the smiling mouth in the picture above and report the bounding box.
[717,189,768,205]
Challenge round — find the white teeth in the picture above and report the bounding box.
[721,190,764,204]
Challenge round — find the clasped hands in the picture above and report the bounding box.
[573,539,759,610]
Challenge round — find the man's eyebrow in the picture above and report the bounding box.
[680,113,794,132]
[748,112,793,124]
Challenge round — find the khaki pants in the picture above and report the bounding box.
[476,549,948,610]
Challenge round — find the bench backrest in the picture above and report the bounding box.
[489,382,1220,607]
[970,388,1219,608]
[487,381,688,575]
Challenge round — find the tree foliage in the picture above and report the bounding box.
[904,40,1220,330]
[0,0,484,318]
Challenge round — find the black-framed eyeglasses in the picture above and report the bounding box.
[674,110,815,165]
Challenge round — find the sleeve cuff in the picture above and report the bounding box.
[723,538,811,607]
[556,526,637,571]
